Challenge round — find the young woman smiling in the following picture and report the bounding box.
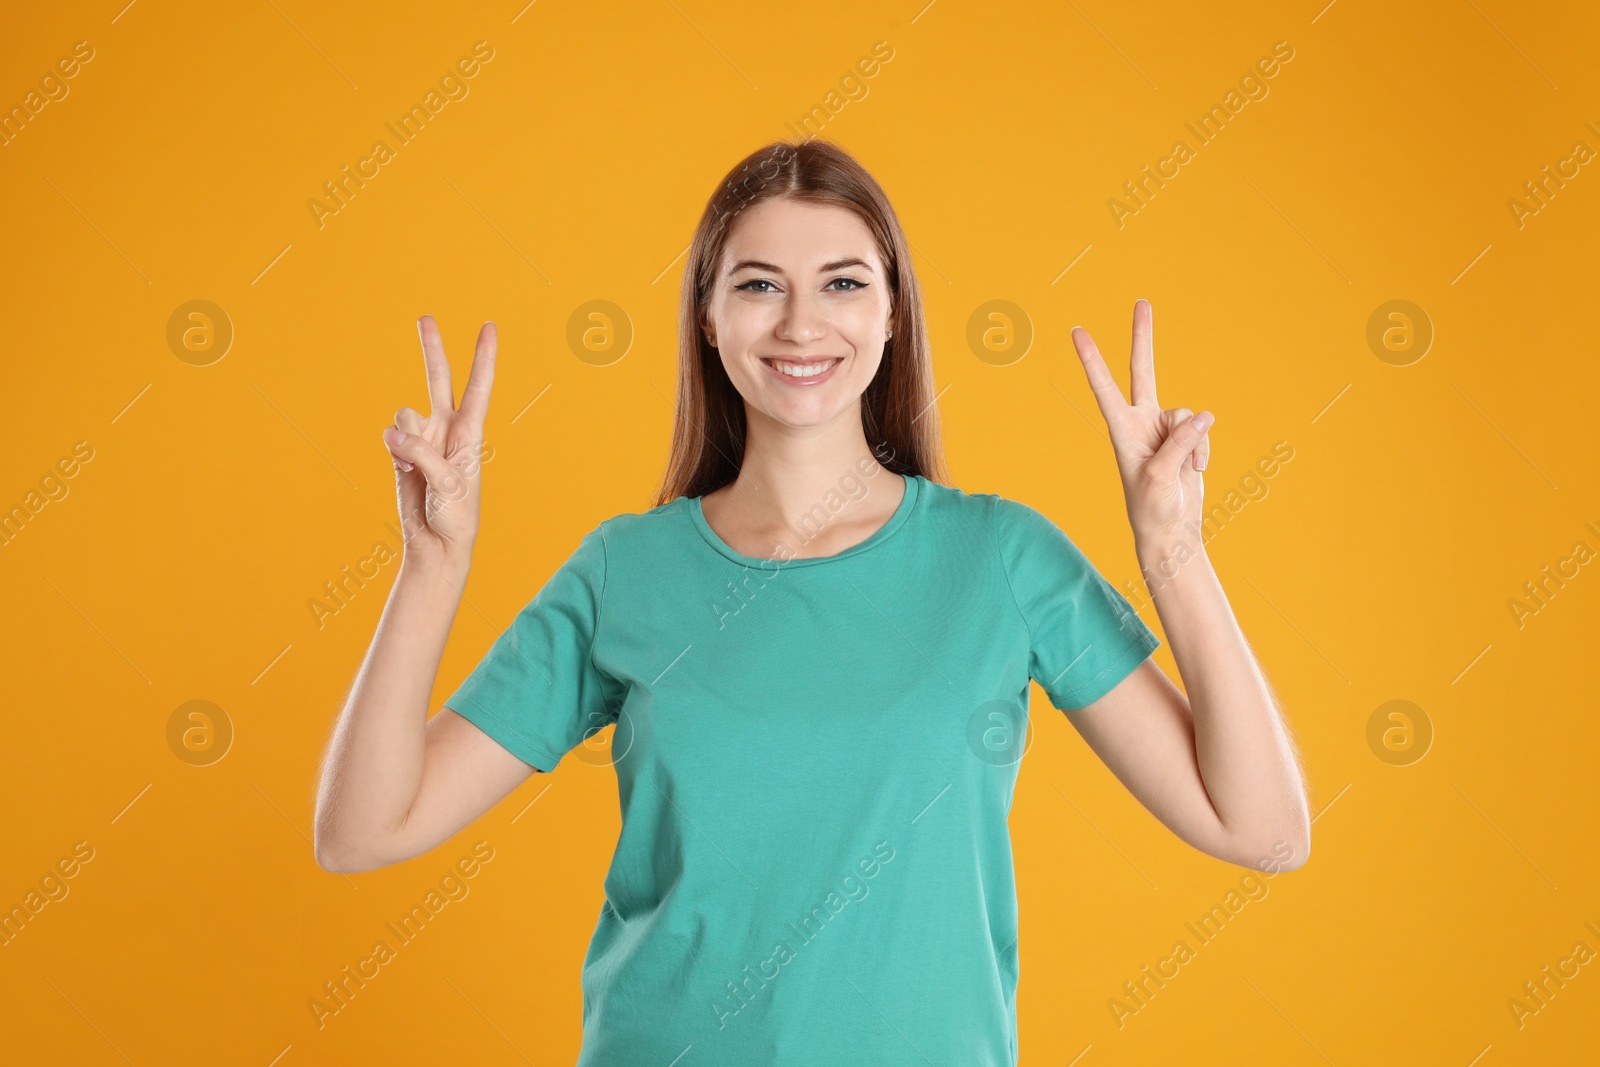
[313,138,1311,1065]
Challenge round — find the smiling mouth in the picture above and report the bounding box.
[761,356,844,381]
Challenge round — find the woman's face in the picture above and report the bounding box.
[704,197,892,431]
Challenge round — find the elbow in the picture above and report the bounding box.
[1246,827,1311,873]
[313,822,382,875]
[313,829,352,873]
[1223,818,1311,874]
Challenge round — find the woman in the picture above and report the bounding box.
[314,139,1311,1065]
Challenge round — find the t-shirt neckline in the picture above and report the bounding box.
[687,473,922,569]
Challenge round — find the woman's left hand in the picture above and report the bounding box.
[1070,298,1212,548]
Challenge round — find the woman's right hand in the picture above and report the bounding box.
[382,315,497,569]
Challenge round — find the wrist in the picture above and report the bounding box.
[399,546,472,590]
[1134,523,1209,590]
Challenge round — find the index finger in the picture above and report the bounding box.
[456,321,498,428]
[417,314,455,417]
[1129,298,1157,408]
[1070,324,1129,425]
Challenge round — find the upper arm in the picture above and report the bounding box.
[1061,658,1237,862]
[381,707,538,866]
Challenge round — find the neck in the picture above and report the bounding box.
[718,410,901,540]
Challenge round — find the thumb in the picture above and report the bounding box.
[382,426,468,503]
[1148,409,1213,485]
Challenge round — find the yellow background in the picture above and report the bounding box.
[3,0,1597,1063]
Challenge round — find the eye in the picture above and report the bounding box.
[734,279,777,293]
[828,277,868,291]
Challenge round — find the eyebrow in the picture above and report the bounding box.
[726,257,875,276]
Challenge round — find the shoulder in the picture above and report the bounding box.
[588,495,696,555]
[917,480,1063,543]
[908,478,1076,569]
[909,475,1002,527]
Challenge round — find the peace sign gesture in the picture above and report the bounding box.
[381,315,497,567]
[1071,299,1212,546]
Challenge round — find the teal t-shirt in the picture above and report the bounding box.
[444,472,1161,1066]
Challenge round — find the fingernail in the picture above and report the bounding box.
[384,426,404,449]
[1194,411,1214,432]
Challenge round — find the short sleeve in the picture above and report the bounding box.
[992,496,1161,711]
[443,524,612,772]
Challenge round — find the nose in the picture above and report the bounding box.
[775,290,828,345]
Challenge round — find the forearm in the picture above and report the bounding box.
[1135,528,1311,865]
[314,552,469,865]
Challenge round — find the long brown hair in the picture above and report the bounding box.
[652,138,949,506]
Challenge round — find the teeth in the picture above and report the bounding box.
[771,359,837,378]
